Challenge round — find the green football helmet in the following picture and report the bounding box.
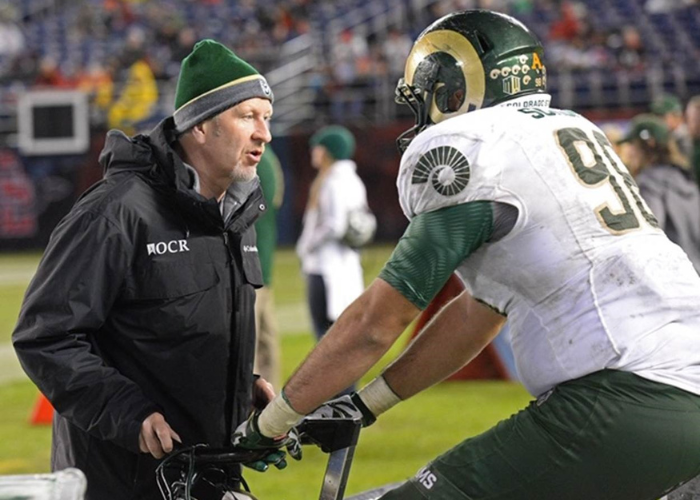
[395,9,548,152]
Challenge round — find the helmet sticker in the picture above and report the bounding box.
[503,76,522,96]
[532,52,544,70]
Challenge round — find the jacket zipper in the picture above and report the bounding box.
[222,230,244,443]
[222,195,262,442]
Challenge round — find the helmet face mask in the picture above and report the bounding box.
[395,9,548,152]
[395,70,437,153]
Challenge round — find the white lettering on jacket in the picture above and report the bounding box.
[147,239,190,256]
[243,245,258,253]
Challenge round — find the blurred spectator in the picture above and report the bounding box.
[549,1,584,42]
[600,121,627,157]
[612,26,646,73]
[107,35,159,134]
[150,7,185,55]
[383,26,413,79]
[330,28,369,120]
[34,56,74,88]
[4,48,40,84]
[0,4,24,58]
[254,147,285,390]
[296,126,369,395]
[651,93,692,159]
[332,28,369,86]
[309,63,338,124]
[619,114,700,273]
[74,3,106,40]
[0,149,36,239]
[103,0,136,34]
[646,0,697,13]
[75,61,114,124]
[686,95,700,185]
[171,27,197,63]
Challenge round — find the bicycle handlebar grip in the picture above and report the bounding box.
[297,417,362,453]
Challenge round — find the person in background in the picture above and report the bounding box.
[235,10,700,500]
[75,60,114,126]
[686,95,700,184]
[254,147,285,390]
[107,28,159,135]
[651,93,692,158]
[33,55,73,88]
[13,39,295,500]
[295,125,369,393]
[618,113,700,273]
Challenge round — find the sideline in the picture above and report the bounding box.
[0,265,38,287]
[0,344,25,385]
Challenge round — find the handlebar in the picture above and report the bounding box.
[157,416,362,500]
[165,416,361,464]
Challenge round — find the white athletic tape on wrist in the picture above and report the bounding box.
[258,393,304,438]
[357,376,401,418]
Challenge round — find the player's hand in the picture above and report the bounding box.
[139,412,182,459]
[308,393,377,427]
[232,411,302,472]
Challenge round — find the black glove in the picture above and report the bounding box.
[308,392,376,427]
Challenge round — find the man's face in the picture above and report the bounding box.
[664,111,683,132]
[205,97,273,183]
[622,141,644,176]
[310,145,327,170]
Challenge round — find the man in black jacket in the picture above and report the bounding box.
[13,39,281,499]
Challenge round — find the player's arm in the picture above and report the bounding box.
[380,287,505,401]
[245,201,494,439]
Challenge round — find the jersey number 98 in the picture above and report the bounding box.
[555,127,659,234]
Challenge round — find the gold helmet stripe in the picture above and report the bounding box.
[405,29,486,123]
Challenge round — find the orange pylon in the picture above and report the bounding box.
[410,273,509,381]
[30,393,54,425]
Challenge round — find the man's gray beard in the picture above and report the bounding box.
[230,164,257,183]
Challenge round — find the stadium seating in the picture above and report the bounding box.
[0,0,698,133]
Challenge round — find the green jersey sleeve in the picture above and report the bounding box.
[378,201,494,309]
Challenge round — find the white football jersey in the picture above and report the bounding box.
[398,96,700,397]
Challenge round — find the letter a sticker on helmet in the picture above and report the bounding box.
[532,52,544,71]
[412,146,470,197]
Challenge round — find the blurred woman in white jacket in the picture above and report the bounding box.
[296,126,369,392]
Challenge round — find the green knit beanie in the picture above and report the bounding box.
[618,114,669,146]
[650,93,682,116]
[173,39,274,133]
[309,125,356,160]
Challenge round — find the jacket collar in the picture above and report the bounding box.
[99,117,264,231]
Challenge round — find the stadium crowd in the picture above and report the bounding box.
[0,0,699,131]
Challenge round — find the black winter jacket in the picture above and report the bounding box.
[12,117,265,499]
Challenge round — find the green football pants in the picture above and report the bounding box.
[380,370,700,500]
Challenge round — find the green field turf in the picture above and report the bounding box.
[0,247,531,499]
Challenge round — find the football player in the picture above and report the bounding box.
[234,10,700,499]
